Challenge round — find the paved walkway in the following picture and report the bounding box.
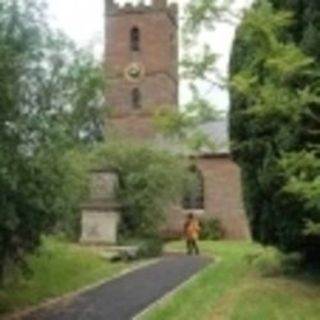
[22,255,211,320]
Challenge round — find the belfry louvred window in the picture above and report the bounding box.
[130,27,140,51]
[132,88,141,109]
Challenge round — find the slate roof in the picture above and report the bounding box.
[198,118,230,154]
[155,118,230,157]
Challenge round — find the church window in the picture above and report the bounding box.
[130,27,140,51]
[183,167,204,210]
[132,88,141,109]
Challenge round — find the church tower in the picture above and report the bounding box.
[105,0,178,139]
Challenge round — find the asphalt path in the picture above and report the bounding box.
[22,254,211,320]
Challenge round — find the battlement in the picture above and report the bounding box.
[106,0,178,22]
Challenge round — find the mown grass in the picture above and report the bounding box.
[141,241,320,320]
[0,238,127,316]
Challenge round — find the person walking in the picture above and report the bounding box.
[183,213,201,255]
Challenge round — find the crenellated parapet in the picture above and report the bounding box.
[106,0,178,23]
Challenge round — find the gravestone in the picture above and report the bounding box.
[80,171,120,244]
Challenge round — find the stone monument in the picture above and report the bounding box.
[80,171,120,244]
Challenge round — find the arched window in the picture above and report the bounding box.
[130,27,140,51]
[183,167,204,210]
[132,88,141,109]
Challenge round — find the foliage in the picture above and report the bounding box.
[153,87,220,154]
[181,0,320,263]
[137,237,164,258]
[183,0,238,39]
[200,218,224,240]
[0,0,104,284]
[280,152,320,212]
[154,0,227,154]
[249,246,302,277]
[40,149,91,239]
[229,0,320,263]
[280,152,320,237]
[93,141,191,239]
[157,1,232,155]
[0,238,127,315]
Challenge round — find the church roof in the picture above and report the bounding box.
[198,118,230,155]
[155,118,230,157]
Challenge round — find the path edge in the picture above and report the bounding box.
[4,258,160,320]
[133,255,217,320]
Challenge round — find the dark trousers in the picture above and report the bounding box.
[186,239,199,255]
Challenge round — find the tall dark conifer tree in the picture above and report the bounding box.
[230,0,320,260]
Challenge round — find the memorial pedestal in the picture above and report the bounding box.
[80,171,120,244]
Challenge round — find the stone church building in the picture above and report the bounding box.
[104,0,250,240]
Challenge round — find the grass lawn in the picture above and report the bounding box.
[141,241,320,320]
[0,237,128,316]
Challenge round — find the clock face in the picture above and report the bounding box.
[125,62,145,82]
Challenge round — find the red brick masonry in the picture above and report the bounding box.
[105,0,178,139]
[165,155,251,240]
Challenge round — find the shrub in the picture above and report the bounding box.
[250,247,284,277]
[249,247,303,277]
[137,237,164,258]
[93,141,191,240]
[200,218,224,240]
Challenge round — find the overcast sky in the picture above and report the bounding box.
[47,0,253,110]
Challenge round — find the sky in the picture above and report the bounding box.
[47,0,253,110]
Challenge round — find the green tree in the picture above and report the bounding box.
[182,0,320,262]
[0,0,104,283]
[229,0,320,261]
[93,141,191,239]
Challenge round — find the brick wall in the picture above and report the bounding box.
[106,115,157,140]
[105,1,178,140]
[105,10,178,80]
[164,156,251,240]
[107,73,177,116]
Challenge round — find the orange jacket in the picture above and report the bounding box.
[184,219,201,240]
